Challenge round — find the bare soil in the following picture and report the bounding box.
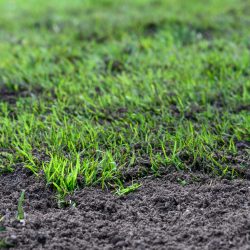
[1,167,250,250]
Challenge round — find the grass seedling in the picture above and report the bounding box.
[177,178,187,186]
[17,190,25,221]
[115,182,141,196]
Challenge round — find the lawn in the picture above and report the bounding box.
[0,0,250,249]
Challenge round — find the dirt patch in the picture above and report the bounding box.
[235,104,250,113]
[142,20,215,41]
[194,26,214,40]
[103,57,125,74]
[143,22,159,36]
[75,31,107,43]
[0,84,44,105]
[168,103,204,122]
[1,167,250,250]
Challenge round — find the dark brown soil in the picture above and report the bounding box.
[1,167,250,250]
[0,84,56,107]
[0,85,43,105]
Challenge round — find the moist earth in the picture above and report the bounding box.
[1,168,250,250]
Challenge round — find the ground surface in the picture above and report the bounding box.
[0,0,250,249]
[1,168,250,250]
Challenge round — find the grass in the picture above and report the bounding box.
[0,240,14,249]
[0,0,249,196]
[16,190,25,221]
[115,183,142,196]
